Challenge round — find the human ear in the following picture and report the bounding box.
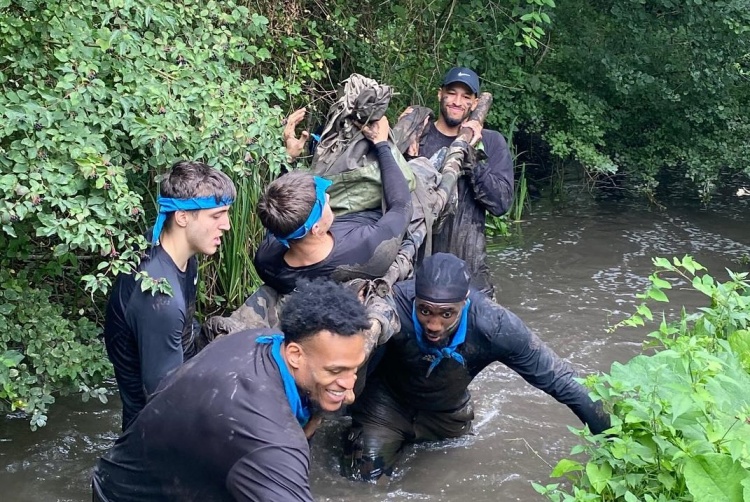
[284,342,304,370]
[173,210,189,228]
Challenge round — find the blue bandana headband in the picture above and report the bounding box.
[151,195,234,244]
[256,334,311,427]
[412,299,471,378]
[274,176,332,247]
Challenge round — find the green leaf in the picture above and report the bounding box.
[550,458,583,477]
[651,276,672,289]
[585,461,612,494]
[647,288,669,302]
[95,38,110,51]
[683,453,749,502]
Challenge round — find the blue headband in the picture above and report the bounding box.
[151,195,234,244]
[274,176,332,247]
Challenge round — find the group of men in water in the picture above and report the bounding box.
[92,67,610,501]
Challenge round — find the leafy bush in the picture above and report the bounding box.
[534,257,750,501]
[0,270,112,430]
[0,0,331,301]
[0,0,336,426]
[535,0,750,196]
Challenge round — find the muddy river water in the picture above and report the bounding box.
[2,185,748,501]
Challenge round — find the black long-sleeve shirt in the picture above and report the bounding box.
[254,141,413,294]
[375,280,610,434]
[93,328,313,502]
[104,245,198,430]
[419,124,514,293]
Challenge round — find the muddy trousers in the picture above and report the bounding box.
[343,380,473,481]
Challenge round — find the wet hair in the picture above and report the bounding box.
[281,278,370,344]
[160,160,236,201]
[256,171,317,237]
[158,160,236,231]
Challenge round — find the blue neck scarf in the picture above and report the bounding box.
[412,299,471,378]
[151,195,234,244]
[274,176,332,247]
[256,334,311,427]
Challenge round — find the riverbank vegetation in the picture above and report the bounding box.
[534,256,750,501]
[1,0,748,425]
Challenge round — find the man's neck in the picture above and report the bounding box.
[434,116,460,137]
[284,232,334,267]
[158,231,193,271]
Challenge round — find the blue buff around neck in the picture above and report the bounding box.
[256,334,311,427]
[274,176,332,247]
[151,195,234,244]
[412,299,471,378]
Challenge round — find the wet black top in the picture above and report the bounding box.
[254,142,412,294]
[93,328,313,502]
[104,245,198,430]
[419,123,514,293]
[374,280,610,434]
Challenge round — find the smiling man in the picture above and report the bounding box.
[93,279,370,502]
[408,67,514,298]
[343,253,611,481]
[103,160,235,430]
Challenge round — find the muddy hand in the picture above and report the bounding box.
[283,107,310,160]
[303,413,324,439]
[461,119,483,147]
[358,116,390,144]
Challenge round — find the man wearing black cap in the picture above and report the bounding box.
[408,66,514,297]
[342,253,610,481]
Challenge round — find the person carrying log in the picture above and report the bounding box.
[402,67,515,299]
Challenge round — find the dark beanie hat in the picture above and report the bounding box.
[415,253,471,303]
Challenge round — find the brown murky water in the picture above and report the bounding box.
[2,186,748,501]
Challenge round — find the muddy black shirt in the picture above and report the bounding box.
[254,142,412,294]
[419,123,514,294]
[93,328,313,502]
[104,245,198,430]
[372,280,609,434]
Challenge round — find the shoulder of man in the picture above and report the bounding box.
[466,290,508,336]
[478,128,506,147]
[253,233,286,265]
[392,279,416,306]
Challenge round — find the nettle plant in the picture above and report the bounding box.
[534,257,750,502]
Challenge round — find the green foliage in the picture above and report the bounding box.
[0,269,112,430]
[534,257,750,501]
[0,0,305,299]
[0,0,336,425]
[315,0,554,125]
[535,0,750,196]
[315,0,749,198]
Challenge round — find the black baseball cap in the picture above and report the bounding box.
[442,67,480,95]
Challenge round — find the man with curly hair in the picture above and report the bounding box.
[93,279,370,502]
